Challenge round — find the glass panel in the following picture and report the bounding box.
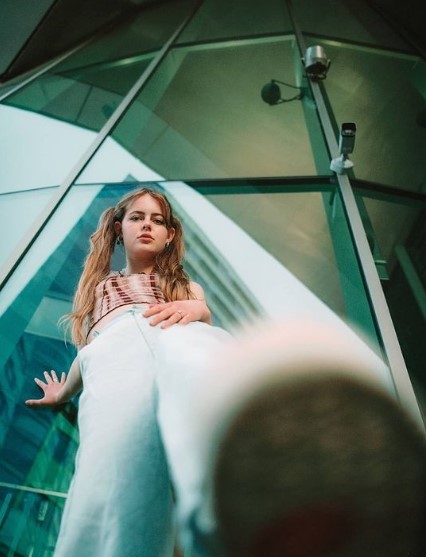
[195,181,379,342]
[0,0,56,76]
[201,184,345,313]
[0,94,98,264]
[0,101,95,191]
[0,486,66,556]
[1,186,61,269]
[356,189,426,415]
[0,80,25,100]
[0,55,155,193]
[0,25,161,264]
[316,39,426,194]
[77,38,330,183]
[293,0,411,52]
[178,0,292,43]
[54,0,196,73]
[0,179,396,554]
[5,58,152,132]
[0,185,104,555]
[0,0,195,208]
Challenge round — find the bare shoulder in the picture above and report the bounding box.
[189,281,206,301]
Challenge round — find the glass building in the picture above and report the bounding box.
[0,0,425,554]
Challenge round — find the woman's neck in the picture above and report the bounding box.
[124,258,155,275]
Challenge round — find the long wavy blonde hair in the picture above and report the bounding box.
[68,187,193,346]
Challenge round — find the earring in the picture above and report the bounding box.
[116,236,123,246]
[165,241,170,248]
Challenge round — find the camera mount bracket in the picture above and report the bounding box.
[330,154,354,174]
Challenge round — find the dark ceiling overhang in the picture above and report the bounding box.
[0,0,424,87]
[367,0,426,59]
[0,0,172,84]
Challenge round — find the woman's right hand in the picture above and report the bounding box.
[25,370,66,407]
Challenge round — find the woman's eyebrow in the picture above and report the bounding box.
[128,210,164,217]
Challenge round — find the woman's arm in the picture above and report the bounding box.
[188,281,212,325]
[25,356,83,407]
[143,281,212,328]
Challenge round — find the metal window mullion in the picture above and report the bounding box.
[286,0,424,428]
[0,36,97,104]
[312,88,424,427]
[0,2,202,289]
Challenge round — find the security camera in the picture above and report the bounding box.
[330,122,356,174]
[260,79,303,105]
[339,122,356,155]
[303,46,331,80]
[261,81,282,105]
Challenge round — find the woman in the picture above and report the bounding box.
[26,187,426,557]
[26,187,232,557]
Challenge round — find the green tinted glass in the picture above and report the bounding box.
[0,0,196,260]
[4,59,151,133]
[77,38,330,183]
[0,55,152,263]
[55,0,196,73]
[194,181,379,343]
[0,179,397,555]
[1,185,60,270]
[0,487,67,556]
[315,40,425,193]
[355,189,426,414]
[0,184,110,555]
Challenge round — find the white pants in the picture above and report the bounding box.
[53,306,232,557]
[53,306,393,557]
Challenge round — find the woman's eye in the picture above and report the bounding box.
[154,219,165,225]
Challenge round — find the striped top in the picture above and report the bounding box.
[87,272,166,335]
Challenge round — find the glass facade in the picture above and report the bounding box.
[76,38,325,182]
[1,0,425,554]
[355,188,426,408]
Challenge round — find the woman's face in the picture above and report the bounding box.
[114,194,175,264]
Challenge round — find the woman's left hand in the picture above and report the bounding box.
[143,300,211,328]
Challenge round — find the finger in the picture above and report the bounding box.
[60,372,67,384]
[144,303,170,317]
[161,311,183,329]
[148,314,161,326]
[148,309,171,326]
[174,310,186,325]
[51,370,59,382]
[25,399,43,406]
[34,377,47,391]
[143,307,161,318]
[178,314,191,325]
[44,371,53,384]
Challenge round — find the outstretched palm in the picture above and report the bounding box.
[26,370,66,407]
